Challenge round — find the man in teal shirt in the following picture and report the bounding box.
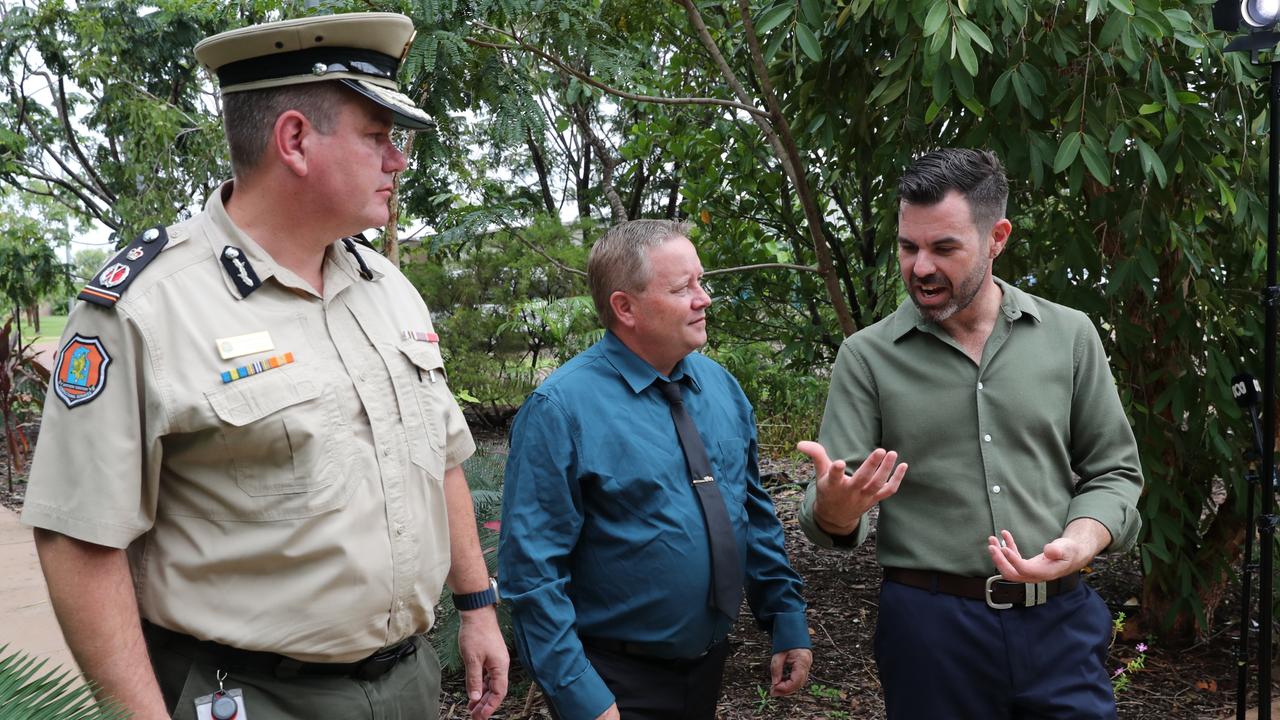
[798,149,1143,718]
[501,220,812,719]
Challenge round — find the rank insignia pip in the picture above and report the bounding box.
[53,334,111,408]
[78,226,169,308]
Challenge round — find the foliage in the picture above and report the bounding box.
[0,216,67,348]
[1109,612,1150,694]
[0,0,293,239]
[429,445,514,673]
[708,342,827,458]
[0,644,128,719]
[71,249,109,287]
[0,319,43,491]
[402,217,595,426]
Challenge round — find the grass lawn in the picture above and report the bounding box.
[15,315,68,344]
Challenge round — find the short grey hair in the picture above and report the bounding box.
[221,81,348,178]
[588,219,692,329]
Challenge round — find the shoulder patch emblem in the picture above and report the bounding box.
[53,334,112,408]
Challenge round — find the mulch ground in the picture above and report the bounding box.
[1,438,1270,719]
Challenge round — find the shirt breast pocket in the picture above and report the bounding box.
[202,363,356,520]
[395,342,449,477]
[710,437,751,515]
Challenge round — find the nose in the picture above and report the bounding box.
[385,143,408,173]
[694,282,712,309]
[913,251,936,277]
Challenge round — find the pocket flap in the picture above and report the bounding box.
[398,342,445,373]
[205,363,321,427]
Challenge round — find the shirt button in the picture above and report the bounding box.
[992,485,1001,494]
[382,446,391,457]
[983,434,992,442]
[977,382,984,390]
[395,524,405,536]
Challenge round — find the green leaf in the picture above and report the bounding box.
[1107,122,1129,153]
[795,23,822,62]
[956,33,978,76]
[877,76,911,107]
[1162,9,1194,30]
[990,68,1014,105]
[1174,31,1205,49]
[1138,102,1163,115]
[1108,0,1135,15]
[925,100,943,124]
[800,0,824,27]
[1053,132,1083,173]
[1085,0,1103,23]
[1136,138,1168,186]
[1098,10,1127,47]
[755,5,793,35]
[955,16,993,53]
[1174,91,1201,104]
[1080,134,1111,185]
[923,2,950,36]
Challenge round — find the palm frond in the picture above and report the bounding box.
[0,645,128,720]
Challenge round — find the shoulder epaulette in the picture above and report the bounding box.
[78,226,169,308]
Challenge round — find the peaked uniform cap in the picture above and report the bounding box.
[194,12,433,129]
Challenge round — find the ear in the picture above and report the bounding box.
[610,290,639,330]
[272,110,311,177]
[989,218,1012,259]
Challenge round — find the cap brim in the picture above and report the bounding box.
[341,78,434,130]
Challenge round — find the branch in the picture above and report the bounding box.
[51,74,116,203]
[510,229,588,278]
[705,262,818,277]
[465,27,768,119]
[571,103,627,223]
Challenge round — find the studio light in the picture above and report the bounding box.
[1244,0,1280,29]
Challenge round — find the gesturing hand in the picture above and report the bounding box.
[986,529,1093,584]
[796,441,906,536]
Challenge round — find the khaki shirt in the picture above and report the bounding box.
[22,182,475,663]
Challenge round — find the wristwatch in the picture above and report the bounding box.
[454,577,499,611]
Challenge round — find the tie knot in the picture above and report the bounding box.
[656,379,683,405]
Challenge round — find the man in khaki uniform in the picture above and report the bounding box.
[21,12,507,720]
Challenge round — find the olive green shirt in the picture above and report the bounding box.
[799,278,1143,576]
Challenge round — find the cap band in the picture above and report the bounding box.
[216,47,397,89]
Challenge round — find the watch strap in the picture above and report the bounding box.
[454,578,498,610]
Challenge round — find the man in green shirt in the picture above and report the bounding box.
[798,149,1143,719]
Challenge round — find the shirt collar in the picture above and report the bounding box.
[201,181,380,299]
[888,276,1040,341]
[599,331,703,395]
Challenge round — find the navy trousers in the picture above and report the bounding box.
[874,579,1117,720]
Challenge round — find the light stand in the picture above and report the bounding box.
[1218,3,1280,717]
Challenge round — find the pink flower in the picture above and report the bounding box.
[1113,667,1125,678]
[1136,643,1148,653]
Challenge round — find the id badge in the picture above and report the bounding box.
[194,688,247,720]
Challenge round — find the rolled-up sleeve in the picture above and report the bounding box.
[1064,320,1144,553]
[799,342,877,550]
[498,394,613,720]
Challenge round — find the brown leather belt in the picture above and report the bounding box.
[883,567,1081,609]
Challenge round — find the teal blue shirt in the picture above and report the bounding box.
[499,332,809,720]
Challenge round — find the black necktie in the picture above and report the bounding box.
[655,379,744,619]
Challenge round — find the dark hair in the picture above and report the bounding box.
[898,149,1008,233]
[221,81,348,178]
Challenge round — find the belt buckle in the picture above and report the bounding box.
[985,575,1048,609]
[984,575,1013,610]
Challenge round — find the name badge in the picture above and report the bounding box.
[215,331,274,360]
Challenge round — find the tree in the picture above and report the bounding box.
[0,0,287,240]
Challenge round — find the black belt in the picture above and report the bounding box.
[883,568,1082,609]
[142,621,417,681]
[580,636,722,666]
